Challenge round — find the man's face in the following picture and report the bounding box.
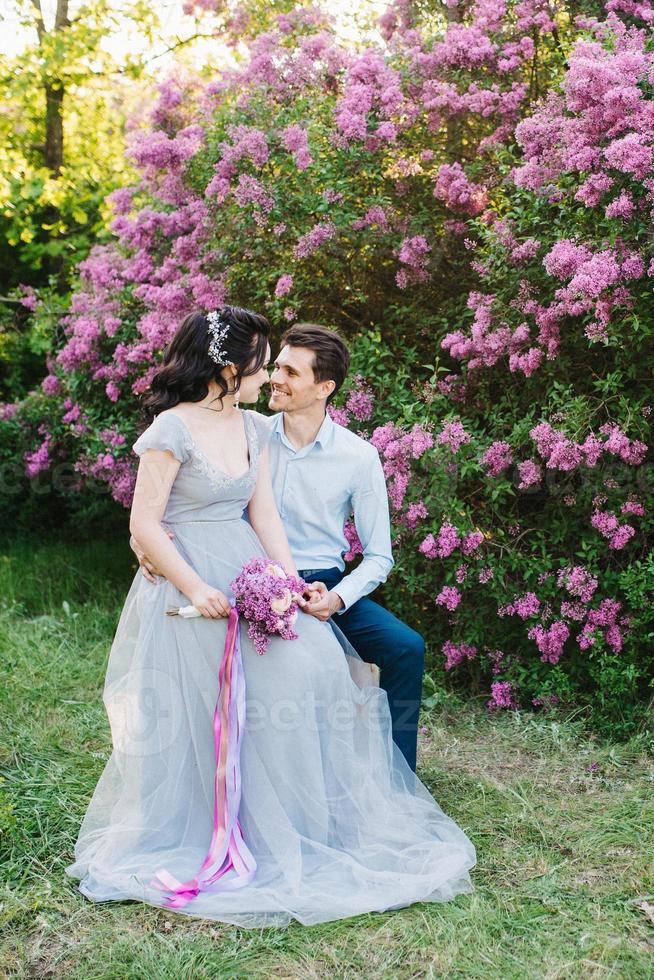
[269,344,331,413]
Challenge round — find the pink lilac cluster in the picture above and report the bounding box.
[529,421,647,472]
[345,376,374,421]
[556,565,598,604]
[404,501,429,529]
[621,500,645,516]
[499,591,541,620]
[517,458,542,489]
[377,0,553,157]
[0,403,20,421]
[42,374,62,396]
[182,0,221,14]
[233,174,275,219]
[230,558,307,656]
[74,452,136,506]
[334,47,406,146]
[499,22,654,348]
[352,205,390,233]
[577,598,627,653]
[590,509,636,550]
[442,640,477,670]
[327,405,350,427]
[420,524,483,560]
[436,417,471,453]
[527,621,570,664]
[293,221,337,259]
[343,519,363,561]
[24,436,52,478]
[441,291,545,377]
[205,123,270,200]
[370,421,433,510]
[420,523,460,558]
[395,235,431,289]
[274,274,293,298]
[436,586,462,611]
[498,559,630,660]
[19,286,38,311]
[436,375,468,403]
[434,163,488,216]
[281,124,312,170]
[481,440,513,476]
[487,681,519,711]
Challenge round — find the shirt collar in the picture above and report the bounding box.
[271,411,334,451]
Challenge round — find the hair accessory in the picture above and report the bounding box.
[206,310,233,367]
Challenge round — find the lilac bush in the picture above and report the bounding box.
[3,0,653,731]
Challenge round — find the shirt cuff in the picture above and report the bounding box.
[332,582,356,614]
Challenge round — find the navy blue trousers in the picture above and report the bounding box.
[299,567,426,772]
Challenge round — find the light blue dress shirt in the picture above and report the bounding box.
[257,411,394,612]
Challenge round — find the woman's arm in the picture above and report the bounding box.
[247,445,298,578]
[129,448,229,617]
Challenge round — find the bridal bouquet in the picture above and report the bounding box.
[230,558,307,655]
[168,558,307,655]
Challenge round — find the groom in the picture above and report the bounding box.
[133,324,425,772]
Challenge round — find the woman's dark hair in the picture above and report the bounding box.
[142,305,270,422]
[280,323,349,404]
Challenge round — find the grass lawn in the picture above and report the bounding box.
[1,536,653,978]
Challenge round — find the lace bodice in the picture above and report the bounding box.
[133,409,270,523]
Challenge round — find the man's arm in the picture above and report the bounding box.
[332,448,394,613]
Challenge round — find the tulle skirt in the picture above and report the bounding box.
[65,519,475,927]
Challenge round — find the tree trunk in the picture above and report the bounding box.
[32,0,69,176]
[44,82,64,175]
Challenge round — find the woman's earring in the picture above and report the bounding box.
[231,366,240,408]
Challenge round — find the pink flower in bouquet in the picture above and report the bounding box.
[230,558,306,655]
[270,588,293,614]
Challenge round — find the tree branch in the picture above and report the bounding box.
[30,0,45,41]
[55,0,70,31]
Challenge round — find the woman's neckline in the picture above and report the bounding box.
[164,409,253,480]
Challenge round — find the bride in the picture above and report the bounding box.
[65,304,476,927]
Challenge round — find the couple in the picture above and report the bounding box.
[65,306,475,928]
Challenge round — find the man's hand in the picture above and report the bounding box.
[296,580,324,611]
[302,587,344,621]
[129,531,174,584]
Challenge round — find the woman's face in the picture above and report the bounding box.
[232,342,271,403]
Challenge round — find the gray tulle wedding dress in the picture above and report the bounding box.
[65,408,476,927]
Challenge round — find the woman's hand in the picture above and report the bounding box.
[188,583,231,619]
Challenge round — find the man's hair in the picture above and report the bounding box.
[280,323,350,404]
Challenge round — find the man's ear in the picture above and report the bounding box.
[320,379,336,400]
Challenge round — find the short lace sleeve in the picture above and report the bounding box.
[133,413,190,464]
[247,410,273,455]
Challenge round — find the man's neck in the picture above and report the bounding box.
[282,405,327,450]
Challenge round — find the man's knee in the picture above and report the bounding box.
[396,624,426,668]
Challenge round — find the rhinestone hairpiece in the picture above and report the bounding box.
[205,310,233,367]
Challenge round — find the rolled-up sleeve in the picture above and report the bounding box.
[333,448,394,612]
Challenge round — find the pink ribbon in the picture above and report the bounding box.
[151,600,256,908]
